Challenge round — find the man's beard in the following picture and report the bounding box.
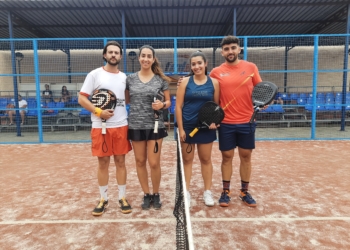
[107,58,121,66]
[225,54,237,63]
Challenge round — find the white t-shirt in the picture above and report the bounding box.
[80,67,128,128]
[18,99,27,109]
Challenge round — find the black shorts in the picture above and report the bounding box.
[218,123,256,151]
[128,128,168,141]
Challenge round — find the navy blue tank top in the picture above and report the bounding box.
[182,76,215,130]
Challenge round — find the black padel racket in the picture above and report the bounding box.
[153,88,165,153]
[189,101,225,137]
[91,89,117,134]
[153,88,165,134]
[249,81,278,123]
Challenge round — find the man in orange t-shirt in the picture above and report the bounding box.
[210,35,262,208]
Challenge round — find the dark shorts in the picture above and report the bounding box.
[218,123,256,151]
[128,128,168,141]
[184,128,217,144]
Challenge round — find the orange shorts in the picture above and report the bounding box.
[91,125,132,157]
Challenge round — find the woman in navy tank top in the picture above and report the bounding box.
[175,51,220,208]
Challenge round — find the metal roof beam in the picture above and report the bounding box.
[2,20,343,30]
[307,6,348,34]
[9,12,51,38]
[1,1,350,12]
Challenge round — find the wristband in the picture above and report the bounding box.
[163,102,166,109]
[94,107,102,117]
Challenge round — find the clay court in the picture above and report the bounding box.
[1,139,350,249]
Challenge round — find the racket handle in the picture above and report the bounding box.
[189,128,199,137]
[102,121,106,134]
[249,107,260,123]
[154,121,158,133]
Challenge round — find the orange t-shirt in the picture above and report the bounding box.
[210,60,262,124]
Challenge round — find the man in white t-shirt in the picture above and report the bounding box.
[78,41,132,216]
[7,94,27,125]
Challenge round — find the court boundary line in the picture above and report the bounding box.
[2,216,350,225]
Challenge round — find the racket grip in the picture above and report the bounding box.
[102,122,106,134]
[249,108,260,123]
[154,121,158,133]
[189,128,198,137]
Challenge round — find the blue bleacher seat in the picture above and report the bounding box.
[305,104,326,112]
[26,97,37,103]
[325,97,334,104]
[299,93,307,99]
[56,102,65,111]
[68,96,78,106]
[335,95,343,102]
[271,104,284,113]
[316,97,325,104]
[0,102,8,117]
[325,92,334,99]
[43,102,58,116]
[317,92,325,99]
[261,105,274,112]
[297,98,307,106]
[280,93,290,101]
[289,93,299,101]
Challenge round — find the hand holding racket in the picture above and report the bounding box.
[249,81,278,123]
[91,89,117,134]
[189,101,225,137]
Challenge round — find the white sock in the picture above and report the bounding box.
[118,185,126,200]
[99,185,108,201]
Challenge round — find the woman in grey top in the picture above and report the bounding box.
[125,45,171,210]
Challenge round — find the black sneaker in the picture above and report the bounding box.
[153,193,162,210]
[141,194,152,210]
[92,198,108,216]
[119,197,132,214]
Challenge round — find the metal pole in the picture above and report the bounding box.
[122,11,127,72]
[340,4,350,131]
[233,8,237,36]
[8,11,21,136]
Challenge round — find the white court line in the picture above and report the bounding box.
[1,216,350,225]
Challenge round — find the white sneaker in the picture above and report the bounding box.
[186,191,191,209]
[203,190,214,206]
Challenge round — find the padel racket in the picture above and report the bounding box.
[249,81,278,123]
[91,89,117,134]
[189,101,225,137]
[153,88,165,153]
[153,88,165,134]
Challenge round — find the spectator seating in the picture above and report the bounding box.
[289,93,299,101]
[299,93,307,99]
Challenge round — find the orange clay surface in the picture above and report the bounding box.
[1,140,350,249]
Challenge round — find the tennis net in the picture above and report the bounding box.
[173,128,194,250]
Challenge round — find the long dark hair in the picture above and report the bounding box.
[188,50,208,76]
[61,85,69,94]
[139,45,170,82]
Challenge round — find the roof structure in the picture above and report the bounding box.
[0,0,349,39]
